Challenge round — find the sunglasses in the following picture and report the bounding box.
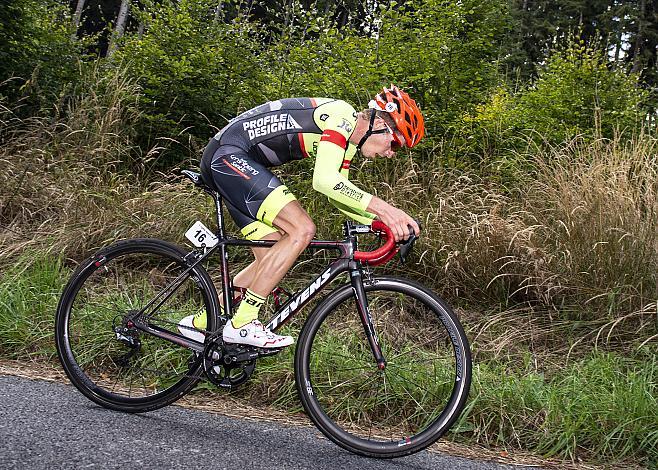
[383,121,404,151]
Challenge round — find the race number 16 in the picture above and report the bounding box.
[185,221,219,248]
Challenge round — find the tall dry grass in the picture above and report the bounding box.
[0,65,210,262]
[342,136,657,359]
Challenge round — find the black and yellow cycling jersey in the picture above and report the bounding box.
[200,98,376,240]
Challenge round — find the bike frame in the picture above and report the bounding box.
[130,182,398,369]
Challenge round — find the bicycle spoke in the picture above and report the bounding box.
[71,303,121,317]
[321,364,375,373]
[314,371,381,409]
[385,364,448,404]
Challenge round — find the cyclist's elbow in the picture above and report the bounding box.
[312,175,332,196]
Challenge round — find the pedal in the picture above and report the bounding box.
[224,344,283,363]
[253,347,283,357]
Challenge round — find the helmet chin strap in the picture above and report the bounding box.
[356,111,389,151]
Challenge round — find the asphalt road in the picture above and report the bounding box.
[0,375,542,470]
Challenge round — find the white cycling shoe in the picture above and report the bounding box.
[177,314,206,343]
[223,320,294,348]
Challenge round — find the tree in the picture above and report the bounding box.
[72,0,87,32]
[505,0,658,96]
[107,0,131,56]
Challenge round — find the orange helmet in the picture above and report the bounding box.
[369,85,425,148]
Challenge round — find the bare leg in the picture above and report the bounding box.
[233,231,282,291]
[244,201,315,298]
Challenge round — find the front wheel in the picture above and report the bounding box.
[295,277,471,458]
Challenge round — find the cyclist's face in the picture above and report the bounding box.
[362,119,405,159]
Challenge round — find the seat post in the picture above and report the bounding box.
[208,189,235,317]
[208,189,227,240]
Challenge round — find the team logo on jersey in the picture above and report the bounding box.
[332,182,363,201]
[337,118,353,133]
[243,113,302,140]
[225,155,260,177]
[320,113,329,121]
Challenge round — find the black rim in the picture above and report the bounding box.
[297,278,471,456]
[56,240,216,410]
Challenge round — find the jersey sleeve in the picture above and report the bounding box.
[329,199,376,225]
[311,100,374,212]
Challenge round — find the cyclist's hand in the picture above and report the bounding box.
[367,197,421,242]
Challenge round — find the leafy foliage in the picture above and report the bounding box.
[114,0,272,166]
[456,39,648,178]
[0,0,86,112]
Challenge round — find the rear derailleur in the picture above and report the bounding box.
[112,313,141,367]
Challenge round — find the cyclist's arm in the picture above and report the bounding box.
[328,199,376,225]
[312,105,373,213]
[312,157,373,212]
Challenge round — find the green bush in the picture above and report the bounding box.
[0,0,86,113]
[517,41,647,141]
[115,0,271,167]
[455,39,648,179]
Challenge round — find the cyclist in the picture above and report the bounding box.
[178,85,425,348]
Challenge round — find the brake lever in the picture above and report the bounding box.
[399,219,421,264]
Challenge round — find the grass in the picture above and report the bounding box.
[462,353,658,463]
[0,254,66,359]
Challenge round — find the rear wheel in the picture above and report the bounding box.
[55,238,219,413]
[295,277,471,458]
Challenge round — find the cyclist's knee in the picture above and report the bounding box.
[290,219,316,246]
[273,201,315,244]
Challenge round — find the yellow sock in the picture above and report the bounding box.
[192,308,207,330]
[231,289,265,328]
[191,290,243,331]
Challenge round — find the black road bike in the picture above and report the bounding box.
[55,170,472,458]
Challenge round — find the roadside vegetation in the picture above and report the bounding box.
[1,0,656,467]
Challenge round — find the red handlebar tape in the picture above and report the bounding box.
[353,221,397,263]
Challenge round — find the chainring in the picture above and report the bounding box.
[203,341,256,389]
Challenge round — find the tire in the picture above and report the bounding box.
[55,238,220,413]
[295,276,471,458]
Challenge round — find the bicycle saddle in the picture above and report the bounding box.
[181,170,214,192]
